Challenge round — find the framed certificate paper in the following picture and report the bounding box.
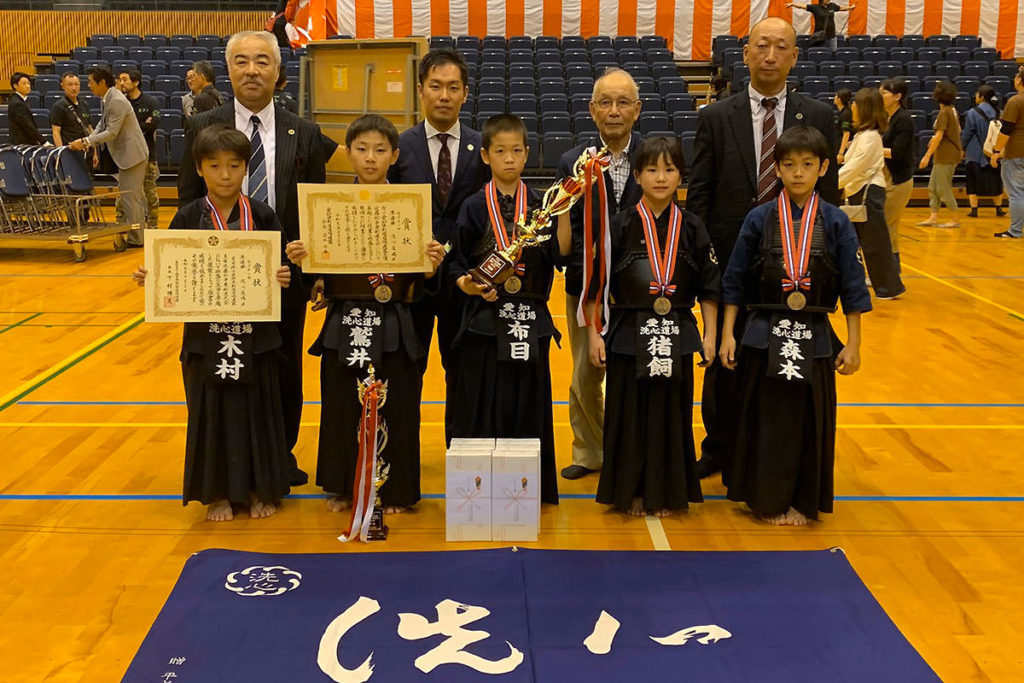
[143,229,281,323]
[297,183,433,274]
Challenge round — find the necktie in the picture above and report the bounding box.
[436,132,452,204]
[756,97,780,205]
[248,114,268,204]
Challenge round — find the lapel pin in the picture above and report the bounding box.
[467,144,474,151]
[288,129,296,135]
[796,113,804,120]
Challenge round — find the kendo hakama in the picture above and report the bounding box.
[595,203,721,512]
[721,197,872,520]
[174,198,292,507]
[449,185,561,504]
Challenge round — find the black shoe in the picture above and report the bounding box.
[290,466,309,486]
[126,242,144,248]
[967,208,978,217]
[994,230,1021,238]
[996,207,1007,217]
[560,464,598,480]
[696,455,723,479]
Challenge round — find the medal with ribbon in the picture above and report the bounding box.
[636,199,683,316]
[205,193,253,231]
[485,180,528,293]
[368,273,394,302]
[776,190,818,311]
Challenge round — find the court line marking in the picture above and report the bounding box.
[13,400,1024,408]
[645,516,672,550]
[2,493,1023,502]
[0,313,42,335]
[1,422,1019,430]
[902,262,1024,320]
[0,313,145,413]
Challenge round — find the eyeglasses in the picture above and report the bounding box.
[593,98,638,111]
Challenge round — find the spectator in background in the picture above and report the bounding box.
[787,0,856,50]
[274,66,298,114]
[918,80,962,228]
[834,88,853,161]
[962,85,1006,217]
[702,74,729,108]
[880,78,915,273]
[182,68,197,122]
[8,72,44,145]
[50,71,97,170]
[191,61,223,114]
[989,66,1024,238]
[116,68,161,232]
[68,66,149,246]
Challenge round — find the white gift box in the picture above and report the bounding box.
[492,447,540,542]
[450,438,496,450]
[445,450,492,541]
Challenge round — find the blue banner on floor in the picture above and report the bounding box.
[124,548,938,682]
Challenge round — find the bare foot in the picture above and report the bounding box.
[384,505,410,514]
[628,498,645,517]
[206,499,233,522]
[760,512,788,525]
[654,508,672,518]
[249,494,277,519]
[784,507,809,526]
[326,495,351,512]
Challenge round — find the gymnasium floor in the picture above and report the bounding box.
[0,205,1022,681]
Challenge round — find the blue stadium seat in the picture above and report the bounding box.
[568,77,594,97]
[641,35,667,51]
[635,77,656,94]
[639,93,662,110]
[645,48,674,65]
[90,34,115,48]
[455,35,479,50]
[916,47,942,63]
[540,94,569,114]
[509,36,532,50]
[922,76,945,93]
[534,36,559,51]
[182,47,208,63]
[100,46,126,62]
[574,113,597,136]
[637,111,669,135]
[32,109,49,129]
[458,48,478,65]
[476,94,505,113]
[458,112,473,130]
[116,34,141,48]
[525,132,540,170]
[112,61,140,75]
[536,49,561,64]
[509,49,533,65]
[954,77,980,96]
[509,95,536,114]
[481,49,506,65]
[169,35,194,49]
[672,111,698,135]
[916,130,934,160]
[818,61,845,80]
[790,62,817,79]
[863,76,883,88]
[563,49,589,65]
[834,47,859,63]
[34,74,60,95]
[900,34,925,50]
[925,35,953,50]
[169,130,186,165]
[934,62,961,79]
[518,112,538,133]
[732,63,751,82]
[541,112,571,133]
[664,93,695,112]
[992,61,1019,79]
[587,36,613,51]
[154,76,179,96]
[539,64,565,80]
[143,34,168,49]
[155,47,181,62]
[54,60,80,74]
[591,49,616,64]
[889,47,914,62]
[482,35,506,50]
[71,47,97,62]
[910,92,937,115]
[478,78,505,96]
[806,47,833,62]
[876,61,904,78]
[907,109,927,133]
[212,62,226,77]
[539,78,566,96]
[84,60,110,72]
[955,34,981,49]
[972,48,999,65]
[802,76,831,95]
[214,76,233,94]
[564,64,591,80]
[680,132,696,173]
[128,47,153,62]
[720,47,744,71]
[44,91,62,109]
[196,35,221,49]
[832,76,861,92]
[169,61,192,79]
[614,36,640,51]
[658,77,687,97]
[902,76,923,94]
[542,132,574,168]
[942,47,970,64]
[846,35,872,50]
[874,35,898,50]
[861,48,887,62]
[159,111,182,133]
[478,63,504,80]
[848,61,874,79]
[623,62,650,80]
[570,94,591,115]
[155,129,168,166]
[905,61,932,79]
[619,48,645,63]
[509,78,535,96]
[652,63,678,81]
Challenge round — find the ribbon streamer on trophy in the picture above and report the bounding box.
[339,364,391,543]
[576,147,613,333]
[469,146,611,295]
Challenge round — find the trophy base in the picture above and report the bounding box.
[469,251,516,291]
[367,506,389,541]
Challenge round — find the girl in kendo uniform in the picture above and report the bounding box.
[720,126,872,526]
[587,136,720,518]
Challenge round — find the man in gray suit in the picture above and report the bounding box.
[69,66,148,246]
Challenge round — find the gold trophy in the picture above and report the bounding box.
[469,146,611,292]
[356,365,391,541]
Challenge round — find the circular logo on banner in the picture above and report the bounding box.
[224,565,302,597]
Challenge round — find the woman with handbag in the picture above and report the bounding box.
[838,88,906,300]
[880,78,915,274]
[962,86,1007,217]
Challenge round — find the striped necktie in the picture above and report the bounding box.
[436,132,452,204]
[248,114,268,204]
[756,97,780,205]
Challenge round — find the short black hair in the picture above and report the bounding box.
[60,70,79,84]
[482,114,529,148]
[118,68,142,85]
[88,66,115,87]
[977,84,1001,116]
[192,124,251,167]
[933,79,957,105]
[632,135,686,179]
[836,88,852,106]
[879,77,908,107]
[10,72,30,89]
[192,60,216,84]
[774,125,830,164]
[418,48,468,87]
[345,113,399,149]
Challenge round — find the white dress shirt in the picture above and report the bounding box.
[748,85,788,170]
[235,100,277,210]
[424,119,461,181]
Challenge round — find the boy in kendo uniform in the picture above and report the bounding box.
[286,114,446,514]
[720,126,871,526]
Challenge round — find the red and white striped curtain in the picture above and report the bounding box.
[333,0,1024,60]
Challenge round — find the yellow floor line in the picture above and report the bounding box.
[645,516,671,550]
[903,263,1024,320]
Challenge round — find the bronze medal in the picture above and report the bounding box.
[786,291,806,311]
[504,275,522,294]
[374,284,393,303]
[653,296,672,315]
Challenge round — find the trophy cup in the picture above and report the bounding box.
[359,365,390,541]
[468,146,610,292]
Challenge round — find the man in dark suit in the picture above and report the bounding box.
[179,30,327,486]
[556,67,645,480]
[387,48,489,443]
[686,17,838,479]
[8,72,44,145]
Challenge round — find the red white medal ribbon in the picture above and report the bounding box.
[205,193,253,231]
[636,199,683,297]
[485,180,528,276]
[368,273,394,288]
[578,149,612,332]
[776,190,817,292]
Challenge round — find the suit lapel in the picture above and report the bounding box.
[410,123,441,206]
[728,93,757,191]
[784,93,806,131]
[274,107,297,212]
[451,130,475,190]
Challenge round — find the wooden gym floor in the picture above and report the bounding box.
[0,205,1022,681]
